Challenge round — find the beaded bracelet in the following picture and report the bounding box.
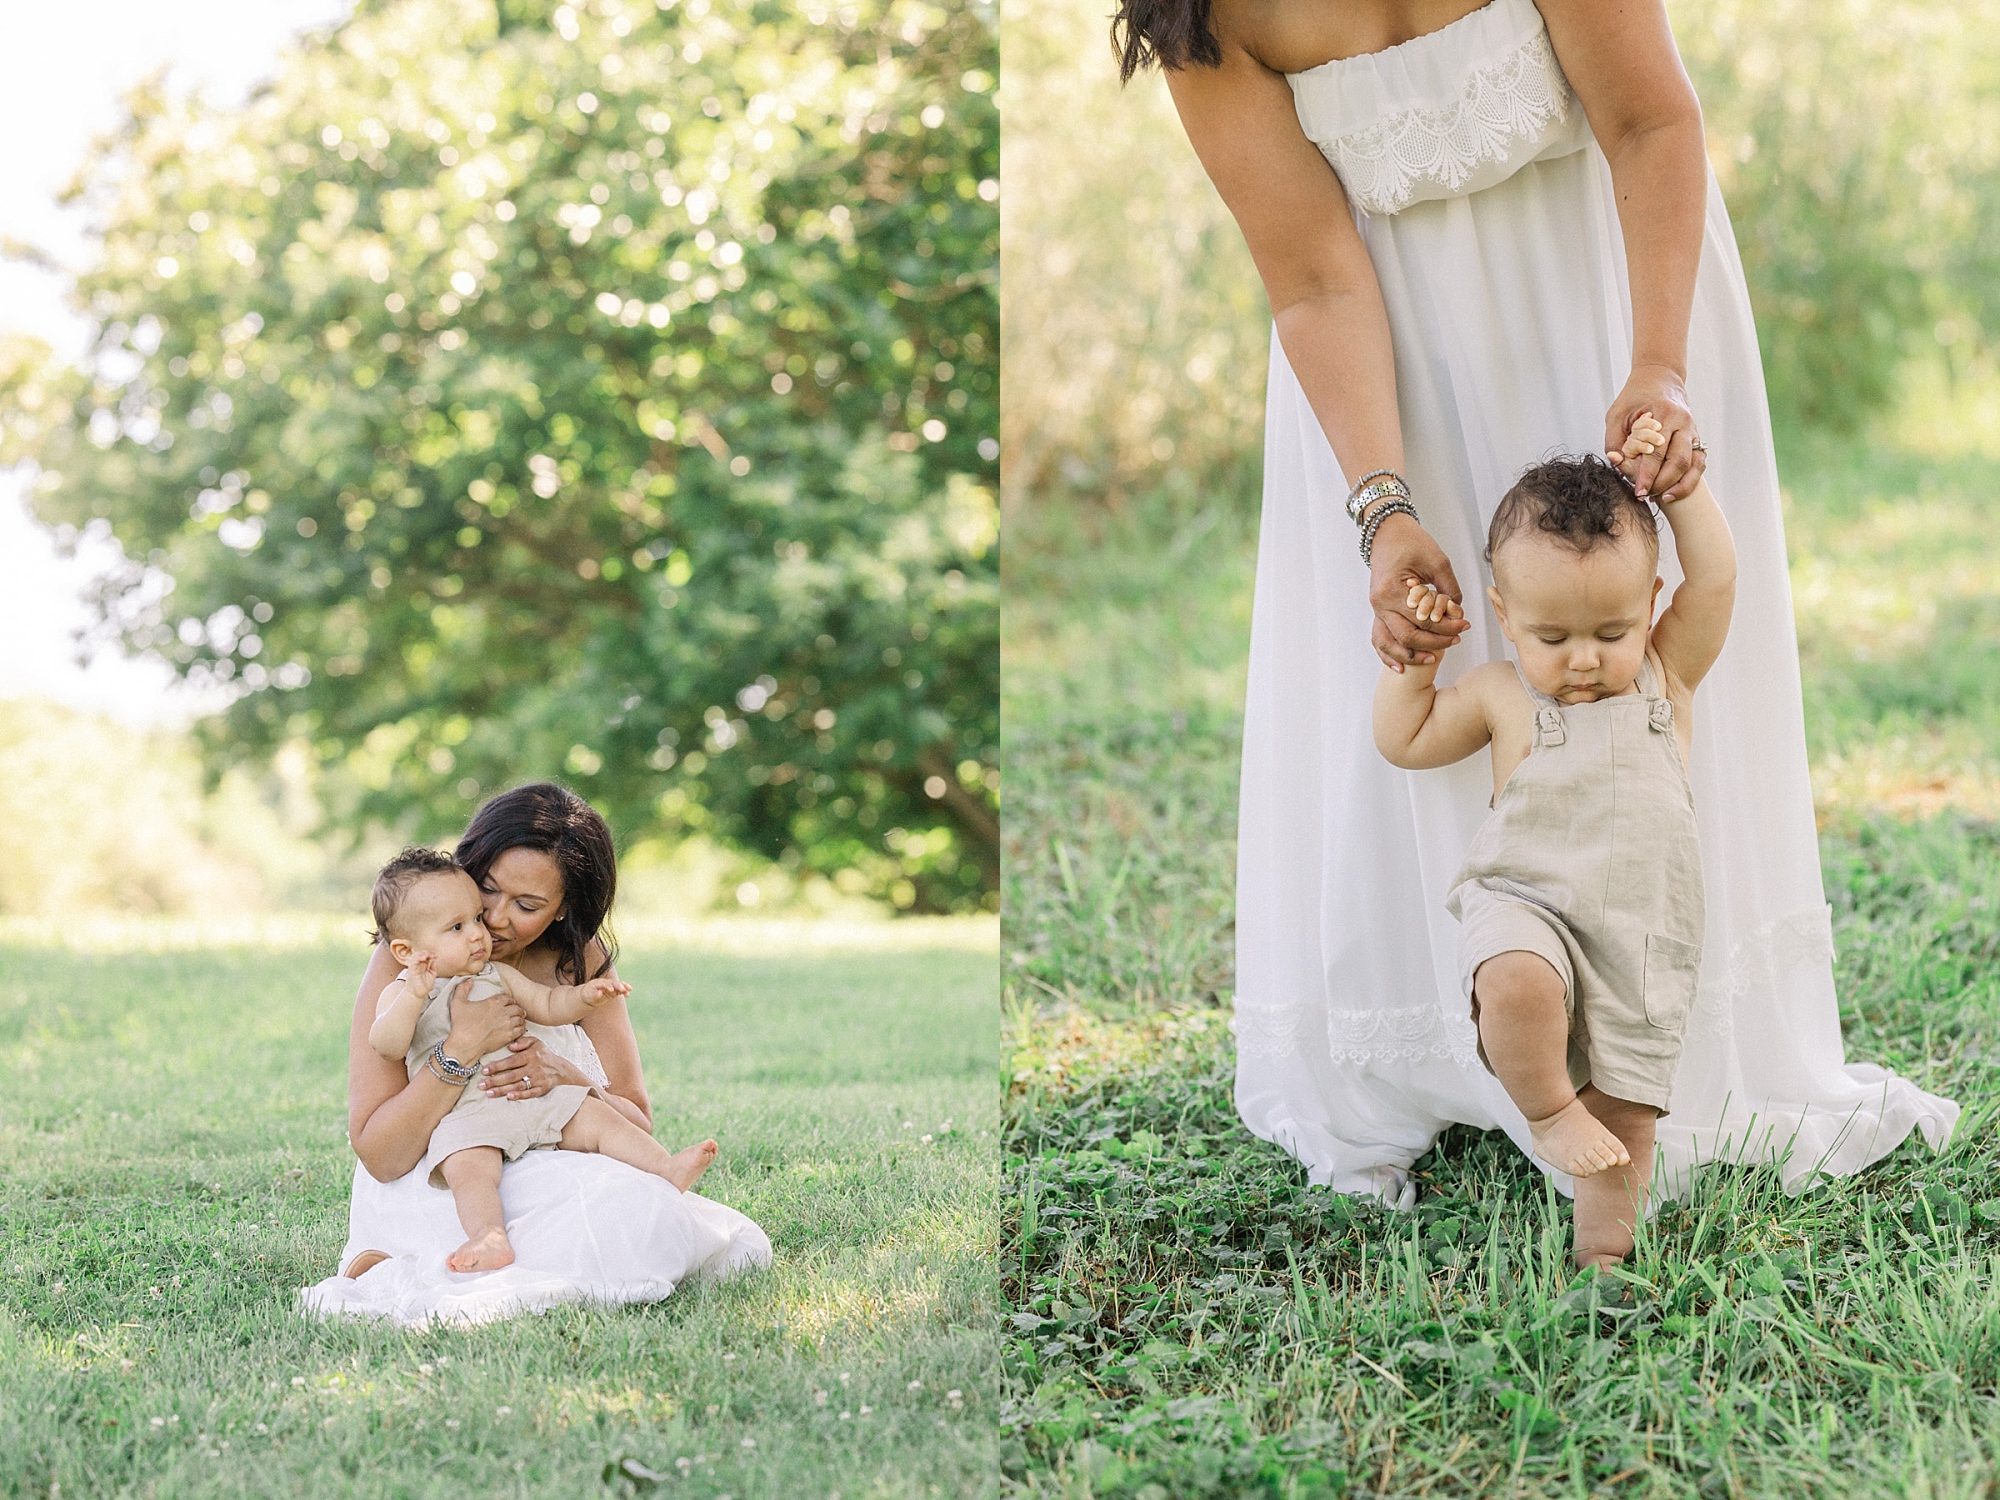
[1345,469,1411,525]
[1359,497,1420,567]
[427,1042,479,1086]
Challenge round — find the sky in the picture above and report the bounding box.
[0,0,352,726]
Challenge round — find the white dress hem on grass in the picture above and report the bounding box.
[300,1026,769,1328]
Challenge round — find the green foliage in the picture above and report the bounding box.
[1676,0,2000,433]
[998,0,1265,510]
[8,0,998,911]
[0,926,998,1496]
[0,696,387,917]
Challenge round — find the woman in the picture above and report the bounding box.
[1116,0,1956,1204]
[302,782,769,1326]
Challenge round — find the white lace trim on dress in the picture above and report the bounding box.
[1231,907,1835,1063]
[1685,905,1835,1043]
[1322,27,1573,216]
[1234,996,1481,1068]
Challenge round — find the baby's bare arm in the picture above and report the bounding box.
[1650,475,1737,692]
[492,963,631,1026]
[1373,659,1499,769]
[368,977,425,1061]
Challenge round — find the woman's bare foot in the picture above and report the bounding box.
[662,1139,718,1193]
[1527,1097,1631,1177]
[1575,1249,1626,1270]
[341,1249,390,1279]
[447,1226,515,1273]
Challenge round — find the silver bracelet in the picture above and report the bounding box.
[1345,469,1410,524]
[1359,497,1420,567]
[427,1042,478,1085]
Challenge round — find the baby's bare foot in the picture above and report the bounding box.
[662,1139,718,1193]
[1527,1097,1631,1178]
[447,1227,515,1273]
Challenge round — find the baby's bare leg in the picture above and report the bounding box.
[1570,1087,1658,1269]
[1473,952,1630,1179]
[558,1097,717,1193]
[439,1147,514,1272]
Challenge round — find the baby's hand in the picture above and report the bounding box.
[1608,412,1671,490]
[575,977,632,1009]
[405,951,438,999]
[1404,577,1464,630]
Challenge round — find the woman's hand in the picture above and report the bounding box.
[442,978,525,1062]
[1605,363,1705,501]
[480,1036,590,1101]
[1368,512,1469,671]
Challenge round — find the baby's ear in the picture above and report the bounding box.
[387,936,414,966]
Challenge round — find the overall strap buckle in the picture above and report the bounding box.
[1535,705,1566,747]
[1649,698,1675,733]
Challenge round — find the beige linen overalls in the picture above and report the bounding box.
[1445,654,1704,1113]
[403,962,598,1187]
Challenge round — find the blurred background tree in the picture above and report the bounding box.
[998,0,1263,515]
[1681,0,2000,433]
[999,0,2000,512]
[4,0,997,914]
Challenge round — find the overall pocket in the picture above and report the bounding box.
[1642,932,1702,1032]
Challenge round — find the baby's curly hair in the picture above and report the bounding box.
[1486,453,1658,571]
[370,845,464,944]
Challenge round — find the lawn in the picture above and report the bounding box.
[0,916,999,1499]
[1000,430,2000,1498]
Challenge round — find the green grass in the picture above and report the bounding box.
[1000,439,2000,1497]
[0,923,998,1498]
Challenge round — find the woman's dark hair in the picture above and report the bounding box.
[453,782,618,984]
[1112,0,1221,82]
[1486,453,1659,569]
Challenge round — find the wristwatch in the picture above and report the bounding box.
[428,1042,480,1084]
[1345,469,1410,524]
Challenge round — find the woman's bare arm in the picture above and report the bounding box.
[1164,31,1469,668]
[346,941,525,1181]
[576,956,654,1131]
[1538,0,1710,502]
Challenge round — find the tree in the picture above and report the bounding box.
[5,0,998,911]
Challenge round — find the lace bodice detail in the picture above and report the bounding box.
[1287,0,1593,217]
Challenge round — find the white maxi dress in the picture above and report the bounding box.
[300,1025,770,1328]
[1230,0,1958,1206]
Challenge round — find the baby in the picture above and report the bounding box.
[1373,416,1736,1266]
[368,847,718,1273]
